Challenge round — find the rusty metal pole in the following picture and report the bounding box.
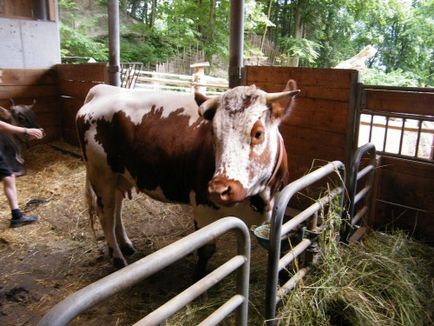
[108,0,120,86]
[229,0,244,88]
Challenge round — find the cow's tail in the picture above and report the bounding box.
[85,172,98,239]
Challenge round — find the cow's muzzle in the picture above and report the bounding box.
[208,176,247,206]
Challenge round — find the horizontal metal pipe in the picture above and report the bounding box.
[354,184,371,205]
[281,187,343,236]
[276,267,310,302]
[38,217,249,326]
[198,295,245,326]
[135,255,246,325]
[357,165,374,181]
[362,110,434,122]
[278,238,311,271]
[351,206,368,226]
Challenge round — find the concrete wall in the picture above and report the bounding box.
[0,17,61,68]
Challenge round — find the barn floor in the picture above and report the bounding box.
[0,142,268,326]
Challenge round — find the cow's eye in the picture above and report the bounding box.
[251,121,265,146]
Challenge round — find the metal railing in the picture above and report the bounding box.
[346,143,377,236]
[359,110,434,163]
[38,217,250,326]
[265,161,346,325]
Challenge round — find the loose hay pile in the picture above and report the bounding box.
[278,231,434,326]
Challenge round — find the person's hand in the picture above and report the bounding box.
[24,128,44,140]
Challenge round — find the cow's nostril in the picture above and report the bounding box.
[221,186,231,198]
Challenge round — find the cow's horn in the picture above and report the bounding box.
[266,90,300,104]
[199,96,220,117]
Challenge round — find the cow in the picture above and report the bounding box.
[0,100,41,176]
[76,80,300,278]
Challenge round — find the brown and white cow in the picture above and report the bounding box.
[76,81,299,276]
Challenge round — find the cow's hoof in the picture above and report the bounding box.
[113,257,127,269]
[120,244,136,256]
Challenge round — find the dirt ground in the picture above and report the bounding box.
[0,142,268,326]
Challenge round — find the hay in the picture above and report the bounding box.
[278,229,434,326]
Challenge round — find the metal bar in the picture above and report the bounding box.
[265,161,345,325]
[38,217,250,326]
[351,206,368,226]
[276,267,310,301]
[376,199,430,213]
[398,118,405,155]
[108,0,121,86]
[198,295,244,326]
[278,239,312,271]
[347,143,376,221]
[354,184,371,205]
[281,187,343,236]
[374,151,433,164]
[135,256,246,326]
[229,0,244,87]
[368,114,374,142]
[361,110,434,122]
[414,120,422,158]
[357,165,374,181]
[383,116,389,152]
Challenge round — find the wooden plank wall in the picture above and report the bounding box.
[361,86,434,240]
[0,68,61,142]
[244,66,359,183]
[55,63,108,145]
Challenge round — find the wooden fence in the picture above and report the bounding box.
[244,66,359,184]
[0,68,61,142]
[56,63,108,145]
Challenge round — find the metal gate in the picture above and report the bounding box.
[38,217,251,326]
[265,161,346,324]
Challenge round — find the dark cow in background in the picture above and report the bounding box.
[76,80,299,277]
[0,101,41,176]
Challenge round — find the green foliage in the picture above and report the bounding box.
[277,37,321,64]
[60,23,108,62]
[58,0,433,86]
[361,68,420,87]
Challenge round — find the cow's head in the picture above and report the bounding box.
[198,80,300,206]
[9,100,41,129]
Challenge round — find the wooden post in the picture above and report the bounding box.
[190,62,210,94]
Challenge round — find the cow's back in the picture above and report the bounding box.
[76,85,214,204]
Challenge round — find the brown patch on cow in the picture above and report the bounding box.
[76,115,91,161]
[92,106,215,206]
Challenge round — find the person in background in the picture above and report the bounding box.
[0,121,44,227]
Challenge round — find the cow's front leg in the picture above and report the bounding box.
[114,191,135,256]
[193,242,216,281]
[97,190,127,269]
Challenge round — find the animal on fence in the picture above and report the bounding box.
[76,80,300,278]
[0,100,41,176]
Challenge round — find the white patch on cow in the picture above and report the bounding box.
[212,87,280,196]
[80,86,202,127]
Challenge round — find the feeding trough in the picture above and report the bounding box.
[252,224,290,251]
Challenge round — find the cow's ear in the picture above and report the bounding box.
[198,96,219,121]
[0,106,13,123]
[268,79,300,122]
[194,92,209,106]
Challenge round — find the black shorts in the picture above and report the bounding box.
[0,153,13,180]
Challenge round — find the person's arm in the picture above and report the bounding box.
[0,121,44,140]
